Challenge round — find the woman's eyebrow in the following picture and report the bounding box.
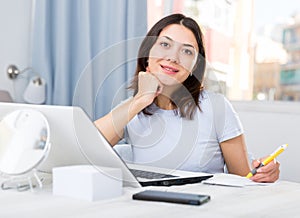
[161,36,195,49]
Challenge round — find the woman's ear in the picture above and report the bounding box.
[146,66,150,72]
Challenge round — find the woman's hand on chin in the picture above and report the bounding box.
[133,71,163,108]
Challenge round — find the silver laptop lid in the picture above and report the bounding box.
[0,102,140,188]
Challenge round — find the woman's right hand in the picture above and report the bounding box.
[133,71,162,108]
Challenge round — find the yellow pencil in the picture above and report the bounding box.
[246,144,288,179]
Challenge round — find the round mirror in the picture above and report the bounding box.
[0,109,50,175]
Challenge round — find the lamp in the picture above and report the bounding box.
[7,65,46,104]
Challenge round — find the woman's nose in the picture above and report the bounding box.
[166,57,178,63]
[166,51,180,63]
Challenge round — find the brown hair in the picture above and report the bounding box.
[130,13,206,119]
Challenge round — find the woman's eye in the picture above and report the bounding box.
[182,48,193,56]
[160,42,170,48]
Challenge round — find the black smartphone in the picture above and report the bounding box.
[132,190,210,206]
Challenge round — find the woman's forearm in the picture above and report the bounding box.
[94,72,161,146]
[94,96,150,146]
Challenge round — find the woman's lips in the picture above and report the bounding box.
[160,64,179,74]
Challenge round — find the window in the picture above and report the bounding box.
[148,0,300,101]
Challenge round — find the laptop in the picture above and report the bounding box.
[0,102,212,187]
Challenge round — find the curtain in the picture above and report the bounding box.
[31,0,147,119]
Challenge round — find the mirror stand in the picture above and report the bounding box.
[1,169,49,192]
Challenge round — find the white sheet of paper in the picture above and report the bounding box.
[202,173,270,187]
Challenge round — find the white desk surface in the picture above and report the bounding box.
[1,178,300,218]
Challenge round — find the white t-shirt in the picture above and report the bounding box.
[124,91,244,173]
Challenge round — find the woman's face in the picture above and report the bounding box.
[148,24,199,86]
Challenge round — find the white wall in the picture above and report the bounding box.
[0,0,32,99]
[232,100,300,183]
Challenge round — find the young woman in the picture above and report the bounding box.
[94,14,280,182]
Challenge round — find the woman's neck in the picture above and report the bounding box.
[154,84,181,110]
[155,95,174,110]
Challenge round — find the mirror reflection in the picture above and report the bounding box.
[0,109,50,175]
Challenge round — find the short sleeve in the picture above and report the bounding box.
[208,92,244,143]
[218,97,244,142]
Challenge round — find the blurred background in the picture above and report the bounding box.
[148,0,300,102]
[1,0,300,116]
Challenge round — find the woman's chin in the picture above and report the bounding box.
[155,73,180,86]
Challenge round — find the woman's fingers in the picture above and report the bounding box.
[250,159,280,182]
[134,71,162,107]
[139,71,163,95]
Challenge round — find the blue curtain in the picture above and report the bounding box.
[31,0,147,119]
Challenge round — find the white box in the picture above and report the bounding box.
[53,165,123,201]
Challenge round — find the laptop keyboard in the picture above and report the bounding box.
[129,169,178,179]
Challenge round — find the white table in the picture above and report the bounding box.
[1,178,300,218]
